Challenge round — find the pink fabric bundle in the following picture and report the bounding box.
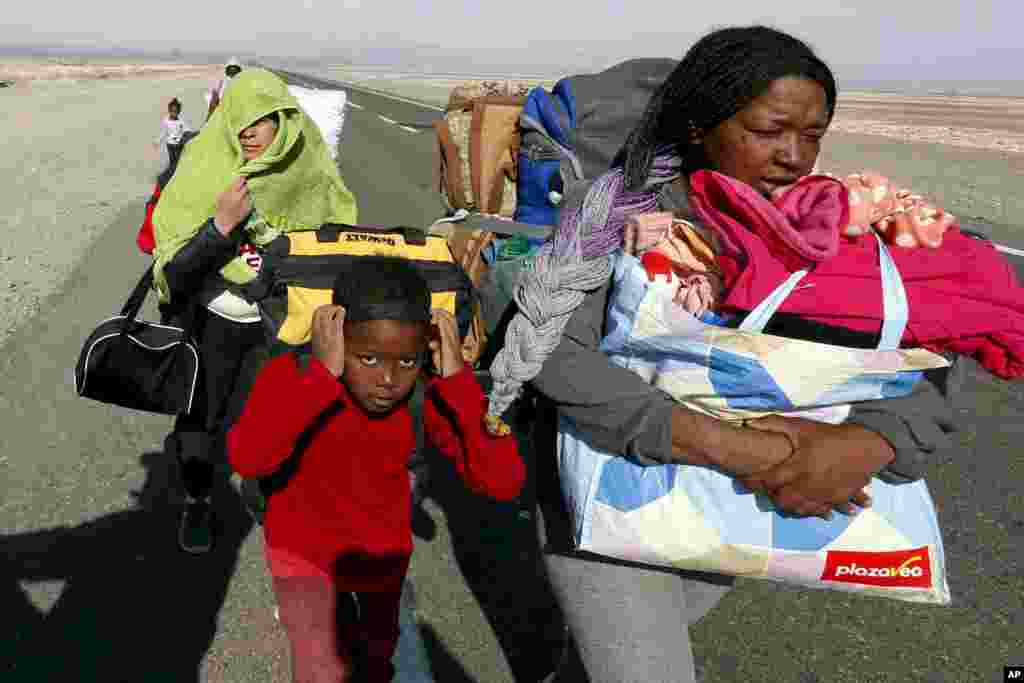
[687,169,1024,379]
[694,172,848,272]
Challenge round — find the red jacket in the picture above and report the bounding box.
[136,183,160,255]
[227,354,525,590]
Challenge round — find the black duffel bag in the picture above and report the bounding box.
[74,267,199,415]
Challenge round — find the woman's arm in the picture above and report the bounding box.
[227,354,343,479]
[161,218,239,301]
[846,356,961,482]
[159,177,253,302]
[741,357,960,514]
[424,365,526,501]
[529,281,794,473]
[530,281,959,515]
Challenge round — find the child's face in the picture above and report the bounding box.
[168,105,181,119]
[342,319,427,415]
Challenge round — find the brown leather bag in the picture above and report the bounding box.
[434,95,525,218]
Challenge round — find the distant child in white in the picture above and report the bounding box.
[156,98,192,168]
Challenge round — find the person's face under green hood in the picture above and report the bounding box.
[240,115,279,161]
[219,69,301,163]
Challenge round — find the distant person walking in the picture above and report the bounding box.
[155,98,192,169]
[206,58,243,121]
[138,123,198,256]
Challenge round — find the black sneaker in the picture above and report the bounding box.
[179,496,214,554]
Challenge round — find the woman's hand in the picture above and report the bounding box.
[311,305,346,378]
[740,416,895,517]
[671,407,795,477]
[429,309,463,378]
[214,176,252,236]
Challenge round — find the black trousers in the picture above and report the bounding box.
[166,143,184,169]
[171,308,267,499]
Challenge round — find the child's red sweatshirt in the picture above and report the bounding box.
[227,354,524,592]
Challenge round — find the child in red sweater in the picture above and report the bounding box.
[228,256,524,682]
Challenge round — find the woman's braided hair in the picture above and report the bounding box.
[621,25,838,190]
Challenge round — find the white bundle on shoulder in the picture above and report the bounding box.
[287,85,348,159]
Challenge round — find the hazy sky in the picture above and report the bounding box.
[4,0,1021,80]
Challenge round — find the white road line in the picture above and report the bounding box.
[378,115,397,124]
[996,243,1024,257]
[342,82,445,112]
[348,102,363,110]
[399,126,420,134]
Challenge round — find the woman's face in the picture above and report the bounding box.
[239,116,278,161]
[698,76,830,198]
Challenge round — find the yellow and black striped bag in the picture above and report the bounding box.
[254,224,486,364]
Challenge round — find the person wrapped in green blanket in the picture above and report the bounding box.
[151,67,358,555]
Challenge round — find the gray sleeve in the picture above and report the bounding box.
[163,219,239,301]
[529,281,677,465]
[846,353,961,483]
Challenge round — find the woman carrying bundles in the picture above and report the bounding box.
[487,26,964,682]
[151,68,358,554]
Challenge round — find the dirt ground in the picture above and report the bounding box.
[0,69,218,346]
[0,60,220,84]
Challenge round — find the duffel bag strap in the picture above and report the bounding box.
[451,212,553,240]
[124,265,202,344]
[120,267,156,320]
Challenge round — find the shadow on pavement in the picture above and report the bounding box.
[417,622,478,683]
[1,450,255,683]
[415,394,567,683]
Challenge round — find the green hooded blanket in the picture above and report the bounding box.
[152,68,358,303]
